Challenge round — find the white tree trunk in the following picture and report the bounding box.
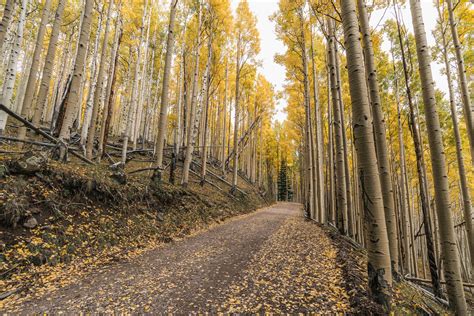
[86,0,114,159]
[32,0,66,127]
[57,0,94,148]
[409,0,467,312]
[0,0,29,132]
[17,0,53,140]
[154,0,179,180]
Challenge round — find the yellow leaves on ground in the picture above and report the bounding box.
[221,215,351,313]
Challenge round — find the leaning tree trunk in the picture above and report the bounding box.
[57,0,94,156]
[340,0,393,308]
[439,16,474,280]
[409,0,467,312]
[357,0,399,276]
[153,0,179,182]
[446,0,474,166]
[17,0,52,141]
[0,0,29,133]
[32,0,66,127]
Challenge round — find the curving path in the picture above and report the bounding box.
[6,202,353,314]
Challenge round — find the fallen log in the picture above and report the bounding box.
[405,276,474,289]
[188,169,236,200]
[128,161,171,175]
[0,104,94,165]
[0,135,57,148]
[191,160,247,196]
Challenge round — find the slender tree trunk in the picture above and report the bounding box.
[174,47,185,158]
[394,66,411,275]
[32,0,66,128]
[310,29,325,223]
[340,0,392,307]
[334,47,353,235]
[0,0,14,56]
[57,0,94,155]
[122,7,147,164]
[200,33,213,185]
[222,62,229,175]
[232,42,242,192]
[154,0,179,182]
[409,0,467,311]
[446,0,474,165]
[0,0,29,132]
[394,6,441,295]
[328,19,347,233]
[99,17,123,159]
[327,67,335,224]
[299,7,315,218]
[357,0,399,275]
[439,12,474,279]
[17,0,52,140]
[85,0,114,159]
[181,4,202,186]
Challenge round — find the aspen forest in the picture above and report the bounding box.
[0,0,473,313]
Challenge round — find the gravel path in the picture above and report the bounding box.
[6,202,353,314]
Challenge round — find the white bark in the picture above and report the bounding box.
[0,0,29,132]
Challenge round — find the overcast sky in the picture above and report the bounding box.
[230,0,449,123]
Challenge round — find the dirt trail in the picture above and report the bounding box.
[5,202,356,314]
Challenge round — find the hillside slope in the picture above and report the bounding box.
[0,149,267,306]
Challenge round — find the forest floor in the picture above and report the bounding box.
[0,145,456,314]
[2,201,451,314]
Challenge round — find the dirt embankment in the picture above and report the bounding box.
[0,150,267,304]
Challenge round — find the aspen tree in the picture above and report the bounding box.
[445,0,474,165]
[0,0,14,55]
[98,11,123,159]
[394,6,440,294]
[327,18,347,233]
[0,0,29,133]
[309,27,325,223]
[154,0,179,182]
[32,0,66,127]
[122,3,148,164]
[357,0,399,275]
[81,6,104,146]
[182,2,203,187]
[57,0,94,157]
[222,61,229,175]
[231,0,259,193]
[85,0,114,159]
[17,0,52,141]
[409,0,467,311]
[200,31,213,185]
[437,1,474,279]
[340,0,392,306]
